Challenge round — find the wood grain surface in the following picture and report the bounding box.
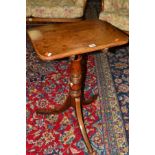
[27,20,128,61]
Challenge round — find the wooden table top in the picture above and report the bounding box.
[27,20,128,61]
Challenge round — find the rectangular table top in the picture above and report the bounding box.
[27,20,128,61]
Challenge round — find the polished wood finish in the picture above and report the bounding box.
[69,55,82,99]
[27,20,128,154]
[26,17,82,23]
[75,97,95,155]
[27,20,128,61]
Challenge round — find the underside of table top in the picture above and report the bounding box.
[27,20,128,61]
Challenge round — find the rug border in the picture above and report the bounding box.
[94,51,129,155]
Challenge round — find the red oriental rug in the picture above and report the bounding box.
[26,38,128,155]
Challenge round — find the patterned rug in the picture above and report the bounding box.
[107,46,129,141]
[26,37,128,154]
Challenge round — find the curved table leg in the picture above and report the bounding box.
[75,97,96,155]
[36,96,71,114]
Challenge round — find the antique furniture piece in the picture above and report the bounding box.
[99,0,129,32]
[26,0,87,23]
[27,20,128,154]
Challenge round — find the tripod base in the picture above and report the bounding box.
[36,55,97,154]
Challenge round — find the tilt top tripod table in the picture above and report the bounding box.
[27,20,128,154]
